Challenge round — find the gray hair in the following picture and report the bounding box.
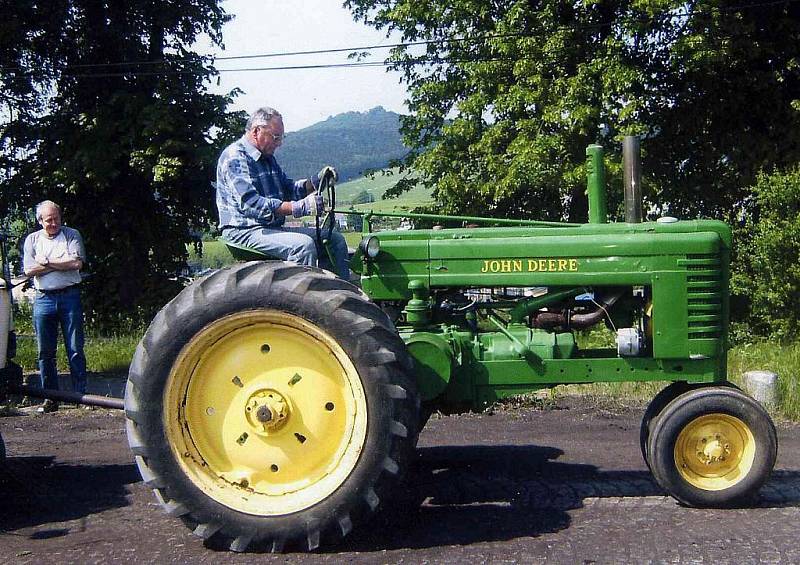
[36,200,61,220]
[245,106,282,133]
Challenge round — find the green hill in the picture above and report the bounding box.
[335,170,432,213]
[277,107,408,182]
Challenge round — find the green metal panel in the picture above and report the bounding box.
[359,220,731,299]
[361,216,732,411]
[405,332,453,401]
[359,236,430,299]
[399,325,724,410]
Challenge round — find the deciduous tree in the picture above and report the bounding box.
[346,0,800,223]
[0,0,242,326]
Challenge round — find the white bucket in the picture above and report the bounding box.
[742,370,779,406]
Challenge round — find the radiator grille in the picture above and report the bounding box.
[679,254,722,339]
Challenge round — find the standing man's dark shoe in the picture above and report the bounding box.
[37,399,58,413]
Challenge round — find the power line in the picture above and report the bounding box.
[1,0,798,76]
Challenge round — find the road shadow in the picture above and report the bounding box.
[4,442,798,553]
[0,455,139,533]
[341,443,800,552]
[342,444,580,551]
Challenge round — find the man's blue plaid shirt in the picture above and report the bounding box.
[216,136,307,230]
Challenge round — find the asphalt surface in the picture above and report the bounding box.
[1,394,798,563]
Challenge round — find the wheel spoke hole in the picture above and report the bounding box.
[206,407,215,416]
[231,376,243,388]
[236,432,249,445]
[294,433,307,444]
[261,343,271,354]
[270,464,279,472]
[325,402,335,411]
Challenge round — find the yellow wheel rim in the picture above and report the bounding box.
[674,413,755,491]
[164,310,367,515]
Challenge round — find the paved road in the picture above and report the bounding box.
[1,396,798,563]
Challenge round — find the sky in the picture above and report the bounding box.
[203,0,411,131]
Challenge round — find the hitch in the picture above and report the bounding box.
[7,383,124,410]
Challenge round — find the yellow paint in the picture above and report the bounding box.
[673,413,755,491]
[480,258,580,273]
[163,310,367,516]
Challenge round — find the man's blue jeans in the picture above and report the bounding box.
[33,286,87,394]
[222,224,350,280]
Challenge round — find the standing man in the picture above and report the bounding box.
[216,106,349,279]
[23,201,87,412]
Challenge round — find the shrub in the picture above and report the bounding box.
[732,167,800,340]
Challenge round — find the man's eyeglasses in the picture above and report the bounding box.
[257,125,285,142]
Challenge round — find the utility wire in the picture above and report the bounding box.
[1,0,798,75]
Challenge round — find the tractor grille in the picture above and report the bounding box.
[679,254,722,339]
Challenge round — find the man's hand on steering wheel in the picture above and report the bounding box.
[307,165,338,192]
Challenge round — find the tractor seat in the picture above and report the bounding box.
[221,239,280,262]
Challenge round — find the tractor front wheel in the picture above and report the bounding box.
[647,386,777,507]
[125,262,419,552]
[640,381,690,470]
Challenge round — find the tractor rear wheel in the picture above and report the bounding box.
[125,262,419,552]
[647,386,776,507]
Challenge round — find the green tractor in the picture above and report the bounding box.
[124,142,777,551]
[0,141,777,553]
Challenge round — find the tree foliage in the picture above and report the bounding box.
[346,0,800,223]
[0,0,241,327]
[732,167,800,340]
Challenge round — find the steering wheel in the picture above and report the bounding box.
[315,168,338,270]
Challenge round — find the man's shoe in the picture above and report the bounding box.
[37,399,59,413]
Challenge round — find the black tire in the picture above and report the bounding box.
[647,386,777,507]
[125,261,419,552]
[0,430,5,460]
[640,382,690,470]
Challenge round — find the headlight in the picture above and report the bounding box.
[359,235,381,259]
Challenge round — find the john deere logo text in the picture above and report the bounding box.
[480,258,579,273]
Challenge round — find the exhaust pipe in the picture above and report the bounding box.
[623,136,642,223]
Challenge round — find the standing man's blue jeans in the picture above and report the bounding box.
[222,225,350,280]
[32,286,87,394]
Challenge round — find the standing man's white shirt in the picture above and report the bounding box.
[23,226,85,291]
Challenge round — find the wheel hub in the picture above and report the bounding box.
[245,389,289,434]
[694,433,731,465]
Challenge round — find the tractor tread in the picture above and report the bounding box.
[306,524,321,551]
[193,522,221,540]
[383,456,400,475]
[230,533,254,553]
[135,455,164,489]
[390,420,409,438]
[337,513,353,537]
[364,487,380,511]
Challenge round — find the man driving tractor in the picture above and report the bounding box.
[215,106,349,278]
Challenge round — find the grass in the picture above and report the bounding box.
[15,332,143,375]
[335,168,434,214]
[12,300,144,376]
[188,239,235,271]
[729,340,800,420]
